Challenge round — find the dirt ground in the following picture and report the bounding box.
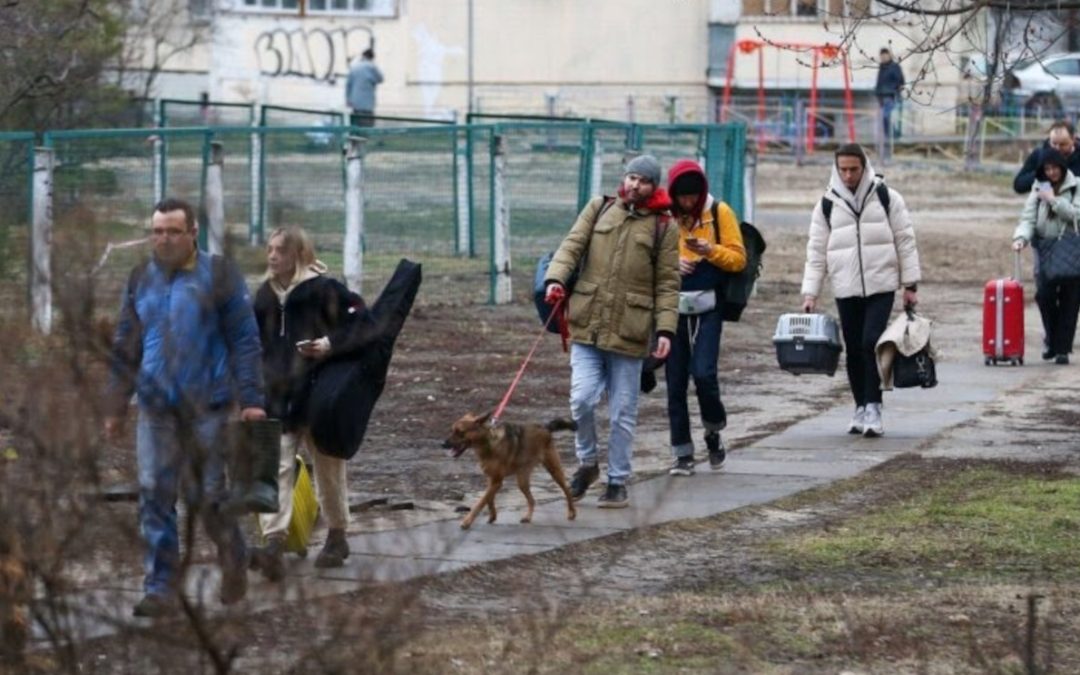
[6,156,1080,672]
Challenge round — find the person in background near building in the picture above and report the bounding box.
[346,48,384,128]
[801,144,921,438]
[248,227,371,579]
[875,47,905,158]
[105,198,266,618]
[664,160,746,477]
[544,155,680,508]
[1012,149,1080,365]
[1013,120,1080,195]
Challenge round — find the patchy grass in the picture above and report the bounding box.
[373,458,1080,674]
[770,463,1080,578]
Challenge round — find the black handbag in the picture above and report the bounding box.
[891,307,937,389]
[224,418,282,515]
[1034,224,1080,284]
[893,347,937,389]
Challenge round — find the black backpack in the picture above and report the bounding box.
[705,203,767,323]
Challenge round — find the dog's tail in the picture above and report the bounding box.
[545,418,578,433]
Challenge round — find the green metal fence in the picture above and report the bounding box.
[0,133,34,310]
[10,120,745,323]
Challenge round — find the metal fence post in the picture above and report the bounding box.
[344,136,367,294]
[490,134,511,305]
[197,132,212,251]
[590,132,603,199]
[455,128,471,256]
[31,147,54,334]
[205,141,226,256]
[250,106,263,245]
[152,97,165,204]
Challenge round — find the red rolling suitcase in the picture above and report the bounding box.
[983,252,1025,366]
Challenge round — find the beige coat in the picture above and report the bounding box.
[875,310,938,390]
[801,159,922,300]
[547,195,680,358]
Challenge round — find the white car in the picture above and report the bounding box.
[1005,53,1080,116]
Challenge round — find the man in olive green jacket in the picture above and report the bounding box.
[544,155,680,508]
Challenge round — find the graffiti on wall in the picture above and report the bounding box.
[255,26,373,82]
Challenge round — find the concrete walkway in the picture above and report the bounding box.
[41,356,1046,641]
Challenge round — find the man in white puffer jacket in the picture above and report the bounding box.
[801,143,922,437]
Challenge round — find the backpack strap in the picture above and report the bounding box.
[652,213,671,263]
[711,202,720,243]
[876,181,891,216]
[821,182,889,229]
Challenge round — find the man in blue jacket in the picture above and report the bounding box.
[105,198,266,618]
[875,48,904,157]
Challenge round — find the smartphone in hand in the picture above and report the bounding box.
[295,339,314,350]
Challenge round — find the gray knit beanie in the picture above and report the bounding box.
[624,155,662,185]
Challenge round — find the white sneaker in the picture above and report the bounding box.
[863,403,884,437]
[847,406,866,435]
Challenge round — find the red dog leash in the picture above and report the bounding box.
[490,297,566,426]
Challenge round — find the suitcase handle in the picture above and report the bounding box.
[1013,249,1022,282]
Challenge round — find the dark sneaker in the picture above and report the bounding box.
[249,537,286,582]
[314,528,350,569]
[668,456,695,476]
[1056,354,1070,365]
[705,432,726,469]
[132,593,177,618]
[219,559,248,605]
[569,464,600,501]
[597,483,628,509]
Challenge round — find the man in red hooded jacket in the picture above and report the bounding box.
[543,155,680,508]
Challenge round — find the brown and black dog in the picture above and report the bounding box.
[443,412,578,530]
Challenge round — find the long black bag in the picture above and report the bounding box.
[1034,224,1080,284]
[305,259,422,460]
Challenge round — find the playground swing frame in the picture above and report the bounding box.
[720,39,856,153]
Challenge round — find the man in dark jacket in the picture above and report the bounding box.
[1013,120,1080,194]
[105,197,266,618]
[875,48,905,157]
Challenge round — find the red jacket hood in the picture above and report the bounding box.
[617,185,672,212]
[667,159,709,217]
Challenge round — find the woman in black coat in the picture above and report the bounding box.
[250,226,369,578]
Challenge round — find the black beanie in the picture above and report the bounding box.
[670,172,707,197]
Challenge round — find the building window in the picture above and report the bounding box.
[237,0,394,16]
[742,0,872,17]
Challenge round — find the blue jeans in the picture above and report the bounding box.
[569,344,643,486]
[665,310,726,458]
[136,407,246,597]
[880,96,897,144]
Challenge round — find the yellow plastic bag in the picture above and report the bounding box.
[285,456,319,555]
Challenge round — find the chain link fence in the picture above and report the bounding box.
[5,121,746,327]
